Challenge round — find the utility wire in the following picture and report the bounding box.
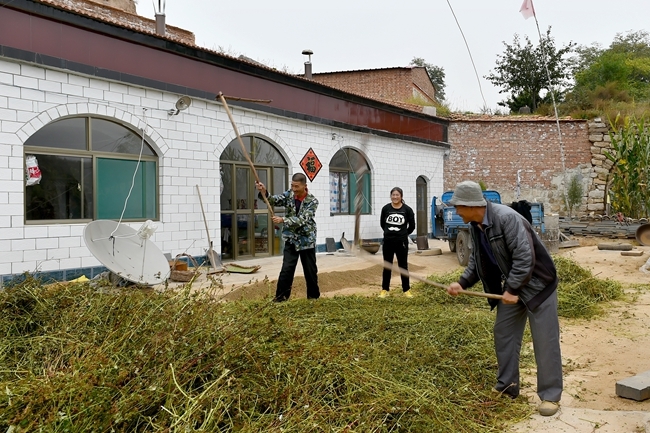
[109,108,149,239]
[445,0,489,112]
[528,0,571,213]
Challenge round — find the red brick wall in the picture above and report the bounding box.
[311,68,435,105]
[447,119,592,211]
[411,67,436,102]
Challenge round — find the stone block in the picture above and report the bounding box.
[621,250,644,257]
[591,127,609,133]
[587,203,605,211]
[589,134,604,142]
[592,153,607,160]
[594,167,609,175]
[616,375,650,401]
[591,159,603,166]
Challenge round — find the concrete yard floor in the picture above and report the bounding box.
[162,239,650,433]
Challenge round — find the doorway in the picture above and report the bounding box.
[416,176,428,237]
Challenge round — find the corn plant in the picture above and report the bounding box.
[605,115,650,218]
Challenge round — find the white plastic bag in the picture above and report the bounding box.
[25,155,42,186]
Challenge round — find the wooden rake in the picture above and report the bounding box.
[217,92,275,216]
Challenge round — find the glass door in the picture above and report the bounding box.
[235,167,251,257]
[254,169,270,256]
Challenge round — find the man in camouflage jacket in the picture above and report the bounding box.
[256,173,320,301]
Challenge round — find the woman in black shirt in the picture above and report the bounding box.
[379,187,416,298]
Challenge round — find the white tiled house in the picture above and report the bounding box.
[0,0,449,284]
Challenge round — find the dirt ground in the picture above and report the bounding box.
[221,237,650,431]
[549,239,650,411]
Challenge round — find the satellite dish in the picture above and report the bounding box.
[83,220,170,285]
[168,96,192,115]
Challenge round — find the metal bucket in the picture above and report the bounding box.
[636,223,650,246]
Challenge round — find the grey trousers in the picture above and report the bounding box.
[493,290,563,402]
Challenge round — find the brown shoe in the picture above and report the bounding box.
[538,401,559,416]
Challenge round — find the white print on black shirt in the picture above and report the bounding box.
[386,213,405,231]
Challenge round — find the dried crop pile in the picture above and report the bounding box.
[0,256,628,431]
[0,278,529,432]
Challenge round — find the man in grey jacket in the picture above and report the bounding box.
[446,181,562,417]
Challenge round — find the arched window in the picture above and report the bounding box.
[329,148,371,215]
[24,117,158,222]
[220,135,287,259]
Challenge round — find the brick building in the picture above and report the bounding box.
[0,0,448,282]
[311,67,438,116]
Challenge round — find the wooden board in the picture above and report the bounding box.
[223,263,261,274]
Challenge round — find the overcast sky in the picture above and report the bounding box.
[136,0,650,113]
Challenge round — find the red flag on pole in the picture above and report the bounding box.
[519,0,535,19]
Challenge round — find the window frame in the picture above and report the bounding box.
[23,116,159,224]
[329,148,372,216]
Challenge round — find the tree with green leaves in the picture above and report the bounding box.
[410,57,446,102]
[485,27,575,112]
[571,31,650,104]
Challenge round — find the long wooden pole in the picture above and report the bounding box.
[355,246,504,301]
[218,92,274,217]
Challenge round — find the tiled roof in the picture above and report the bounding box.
[28,0,439,118]
[311,66,417,76]
[448,113,579,122]
[34,0,195,45]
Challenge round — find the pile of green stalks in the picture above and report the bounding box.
[423,255,629,320]
[553,255,626,319]
[0,256,631,432]
[1,277,529,432]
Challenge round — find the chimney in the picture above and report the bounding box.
[302,49,313,80]
[155,13,166,36]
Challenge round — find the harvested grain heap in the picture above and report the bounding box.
[0,257,632,432]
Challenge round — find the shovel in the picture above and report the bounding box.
[196,185,223,273]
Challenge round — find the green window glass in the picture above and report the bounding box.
[96,159,157,219]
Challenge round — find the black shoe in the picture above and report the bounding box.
[272,297,288,303]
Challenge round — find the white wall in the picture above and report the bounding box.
[0,58,445,277]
